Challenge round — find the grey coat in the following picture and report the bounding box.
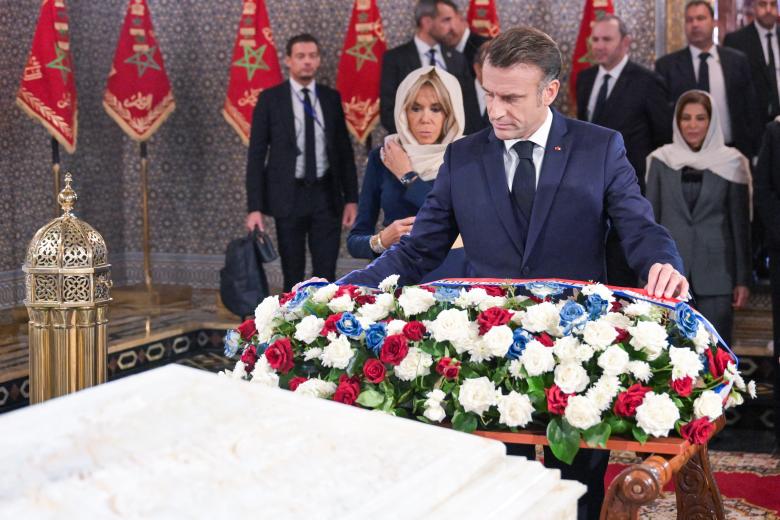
[645,158,750,296]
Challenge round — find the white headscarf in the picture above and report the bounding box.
[646,90,751,188]
[385,66,465,181]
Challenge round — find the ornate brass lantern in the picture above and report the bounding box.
[23,173,112,404]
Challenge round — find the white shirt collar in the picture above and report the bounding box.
[455,27,471,53]
[689,44,719,62]
[598,53,629,78]
[503,108,554,152]
[755,21,778,37]
[414,35,442,56]
[289,77,316,95]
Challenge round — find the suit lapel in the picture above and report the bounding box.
[523,111,573,264]
[280,80,296,144]
[578,68,597,119]
[679,50,697,89]
[404,41,422,68]
[672,170,694,222]
[481,131,525,256]
[318,84,333,146]
[603,64,633,118]
[749,25,771,83]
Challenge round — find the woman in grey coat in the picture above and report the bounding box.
[645,90,751,345]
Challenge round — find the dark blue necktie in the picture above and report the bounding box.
[697,52,710,92]
[301,87,317,184]
[427,48,437,66]
[591,73,611,124]
[511,141,536,220]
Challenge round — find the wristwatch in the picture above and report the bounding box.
[399,171,418,186]
[370,233,387,254]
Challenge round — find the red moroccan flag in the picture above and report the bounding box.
[223,0,283,145]
[467,0,500,38]
[336,0,386,144]
[16,0,78,153]
[103,0,175,141]
[569,0,615,106]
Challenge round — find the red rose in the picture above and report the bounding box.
[320,312,344,336]
[403,321,427,341]
[476,307,513,335]
[419,285,436,293]
[236,319,257,341]
[529,295,544,304]
[680,417,716,445]
[545,385,571,415]
[705,347,733,379]
[362,359,387,384]
[335,285,360,299]
[610,300,623,312]
[435,357,461,380]
[536,332,554,347]
[333,374,361,405]
[380,334,409,365]
[265,338,294,374]
[288,376,308,391]
[355,293,376,306]
[615,328,630,344]
[240,345,257,372]
[279,291,296,305]
[474,285,506,297]
[614,383,653,417]
[671,377,693,397]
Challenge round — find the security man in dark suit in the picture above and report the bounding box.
[435,2,490,72]
[245,34,358,292]
[380,0,482,134]
[655,0,760,159]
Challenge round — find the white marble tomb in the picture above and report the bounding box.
[0,365,585,519]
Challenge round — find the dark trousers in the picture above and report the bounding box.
[691,291,734,347]
[275,181,341,292]
[506,443,610,520]
[769,250,780,446]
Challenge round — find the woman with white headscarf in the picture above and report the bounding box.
[347,66,467,280]
[646,89,751,345]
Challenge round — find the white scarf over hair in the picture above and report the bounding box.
[646,90,751,189]
[385,66,465,181]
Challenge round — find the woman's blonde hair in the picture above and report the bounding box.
[400,70,456,143]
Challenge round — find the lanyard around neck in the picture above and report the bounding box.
[293,86,324,129]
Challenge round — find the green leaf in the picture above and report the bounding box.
[606,416,631,435]
[526,376,545,394]
[546,417,581,465]
[631,425,649,444]
[582,422,611,448]
[452,410,478,433]
[356,389,385,409]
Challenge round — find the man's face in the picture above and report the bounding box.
[430,3,461,46]
[590,19,629,69]
[284,42,321,83]
[685,4,715,49]
[755,0,779,30]
[482,61,559,140]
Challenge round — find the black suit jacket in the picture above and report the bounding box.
[655,45,760,158]
[380,40,482,134]
[724,23,780,124]
[245,80,358,218]
[756,122,780,249]
[576,60,672,191]
[462,31,489,72]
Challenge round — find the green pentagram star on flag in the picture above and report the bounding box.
[233,44,270,80]
[124,46,161,77]
[345,38,377,71]
[46,44,72,82]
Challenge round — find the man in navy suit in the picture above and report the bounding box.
[340,26,687,519]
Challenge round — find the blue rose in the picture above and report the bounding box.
[434,286,461,302]
[559,300,587,334]
[223,329,241,357]
[525,281,564,298]
[585,294,608,320]
[336,312,364,339]
[507,328,532,360]
[674,302,699,339]
[365,323,387,355]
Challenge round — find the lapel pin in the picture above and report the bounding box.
[554,146,562,151]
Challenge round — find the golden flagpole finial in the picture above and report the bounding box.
[58,171,77,215]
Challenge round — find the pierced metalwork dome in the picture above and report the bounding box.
[23,173,112,306]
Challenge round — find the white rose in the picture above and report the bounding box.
[386,319,407,336]
[467,338,494,363]
[358,293,395,322]
[303,347,323,361]
[564,395,602,430]
[398,287,436,316]
[254,295,281,343]
[509,359,525,379]
[478,296,508,311]
[454,288,489,309]
[327,294,355,313]
[497,391,534,428]
[597,345,630,376]
[321,335,354,369]
[582,320,619,350]
[554,362,590,394]
[458,377,500,416]
[312,284,339,303]
[554,336,595,363]
[425,388,446,404]
[220,359,248,380]
[627,360,652,383]
[693,390,723,421]
[623,301,653,317]
[669,346,704,380]
[249,356,280,387]
[692,325,713,354]
[520,340,556,376]
[394,347,434,381]
[586,375,621,412]
[428,309,479,353]
[482,325,514,358]
[635,392,680,437]
[294,315,325,344]
[602,312,633,330]
[521,301,561,335]
[295,379,337,399]
[580,283,615,303]
[510,310,525,325]
[748,380,757,399]
[628,321,669,360]
[378,274,400,293]
[725,392,744,409]
[423,389,447,423]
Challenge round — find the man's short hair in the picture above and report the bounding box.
[685,0,715,18]
[414,0,458,26]
[485,26,562,85]
[474,41,490,67]
[596,14,629,39]
[285,33,320,56]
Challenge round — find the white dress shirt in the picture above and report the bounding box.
[689,45,733,144]
[455,27,470,54]
[586,53,629,122]
[289,78,328,179]
[502,108,553,189]
[413,35,446,69]
[475,77,486,116]
[755,21,780,108]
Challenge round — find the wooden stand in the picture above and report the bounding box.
[475,417,726,519]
